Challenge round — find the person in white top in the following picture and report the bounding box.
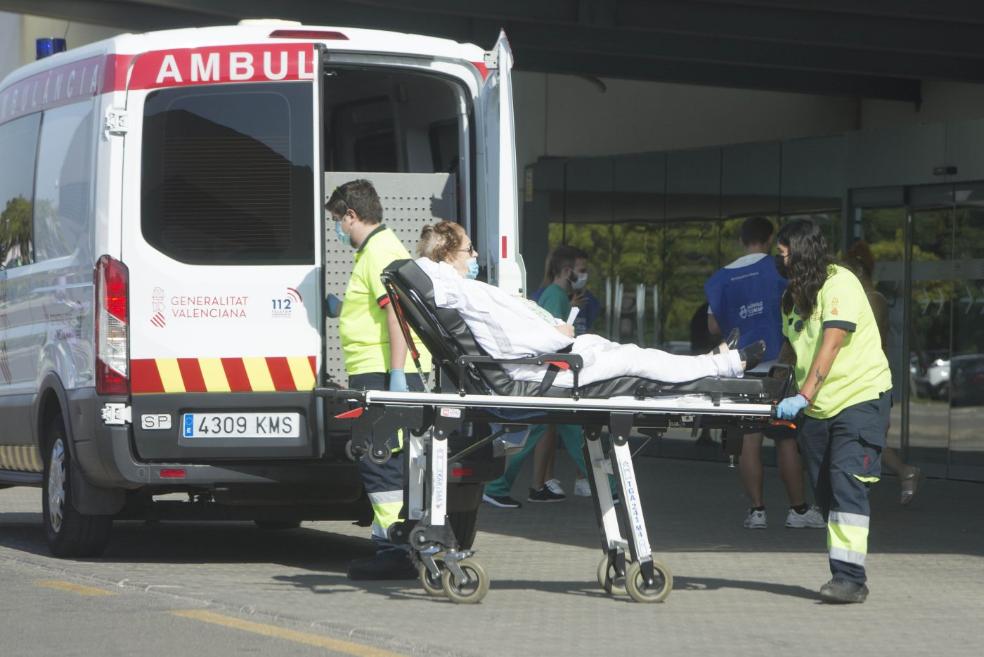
[415,221,764,390]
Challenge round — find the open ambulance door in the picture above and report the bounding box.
[479,31,526,295]
[119,42,328,461]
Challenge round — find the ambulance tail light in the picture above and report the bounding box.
[95,255,129,395]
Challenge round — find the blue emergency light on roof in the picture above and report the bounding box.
[36,37,67,60]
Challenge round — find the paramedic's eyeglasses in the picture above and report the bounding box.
[459,244,477,255]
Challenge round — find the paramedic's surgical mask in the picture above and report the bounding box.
[571,272,589,290]
[465,257,479,279]
[334,212,354,247]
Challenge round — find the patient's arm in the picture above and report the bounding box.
[555,323,574,338]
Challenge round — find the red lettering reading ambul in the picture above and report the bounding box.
[131,44,316,90]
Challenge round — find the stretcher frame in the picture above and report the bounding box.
[322,386,785,603]
[325,258,791,602]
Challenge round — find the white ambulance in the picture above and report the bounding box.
[0,21,522,556]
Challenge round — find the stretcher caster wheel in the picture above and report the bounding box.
[596,555,627,595]
[440,558,489,604]
[625,559,672,603]
[418,558,445,597]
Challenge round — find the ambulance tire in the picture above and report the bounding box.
[449,509,478,550]
[254,520,302,530]
[41,416,113,558]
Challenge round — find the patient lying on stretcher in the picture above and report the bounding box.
[415,221,765,388]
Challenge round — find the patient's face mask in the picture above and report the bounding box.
[465,257,480,279]
[571,272,589,290]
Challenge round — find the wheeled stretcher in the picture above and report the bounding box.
[320,260,792,604]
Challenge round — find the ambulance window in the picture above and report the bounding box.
[142,82,314,265]
[0,113,40,269]
[34,102,95,261]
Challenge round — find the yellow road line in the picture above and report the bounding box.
[36,580,116,596]
[172,609,407,657]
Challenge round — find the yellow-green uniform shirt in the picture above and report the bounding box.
[782,264,892,419]
[339,225,432,376]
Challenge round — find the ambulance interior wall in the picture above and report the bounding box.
[322,68,461,175]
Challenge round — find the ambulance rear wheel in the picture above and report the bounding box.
[418,557,445,597]
[441,558,489,604]
[625,559,672,603]
[596,555,627,595]
[448,509,478,550]
[42,417,113,558]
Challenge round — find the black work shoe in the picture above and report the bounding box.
[346,549,417,581]
[819,578,869,604]
[482,493,522,509]
[528,486,565,502]
[739,340,767,371]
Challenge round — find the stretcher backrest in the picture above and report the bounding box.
[381,259,510,395]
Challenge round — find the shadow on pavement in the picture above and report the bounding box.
[474,456,984,557]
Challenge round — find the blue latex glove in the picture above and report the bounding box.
[388,368,408,392]
[325,293,342,318]
[776,394,809,420]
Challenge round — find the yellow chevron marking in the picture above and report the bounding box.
[242,357,275,392]
[172,610,407,657]
[156,358,185,393]
[36,580,116,596]
[0,446,45,473]
[199,358,231,392]
[286,356,315,390]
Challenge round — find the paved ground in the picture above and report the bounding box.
[1,455,982,657]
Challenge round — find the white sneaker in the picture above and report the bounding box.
[785,506,826,529]
[743,509,767,529]
[573,478,592,497]
[545,478,565,496]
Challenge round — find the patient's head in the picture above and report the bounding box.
[418,221,478,278]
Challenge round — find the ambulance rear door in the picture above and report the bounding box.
[478,31,525,295]
[119,42,325,461]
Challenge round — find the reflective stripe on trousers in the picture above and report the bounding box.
[368,490,404,540]
[827,510,869,566]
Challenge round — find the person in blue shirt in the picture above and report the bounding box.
[705,216,823,530]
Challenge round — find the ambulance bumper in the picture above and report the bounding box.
[70,389,359,490]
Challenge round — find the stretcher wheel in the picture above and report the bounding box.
[418,558,445,597]
[596,555,627,595]
[625,559,672,603]
[440,558,489,604]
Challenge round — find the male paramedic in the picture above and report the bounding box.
[705,216,823,531]
[330,179,431,581]
[774,218,892,604]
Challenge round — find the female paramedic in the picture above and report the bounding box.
[415,221,765,389]
[773,219,893,605]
